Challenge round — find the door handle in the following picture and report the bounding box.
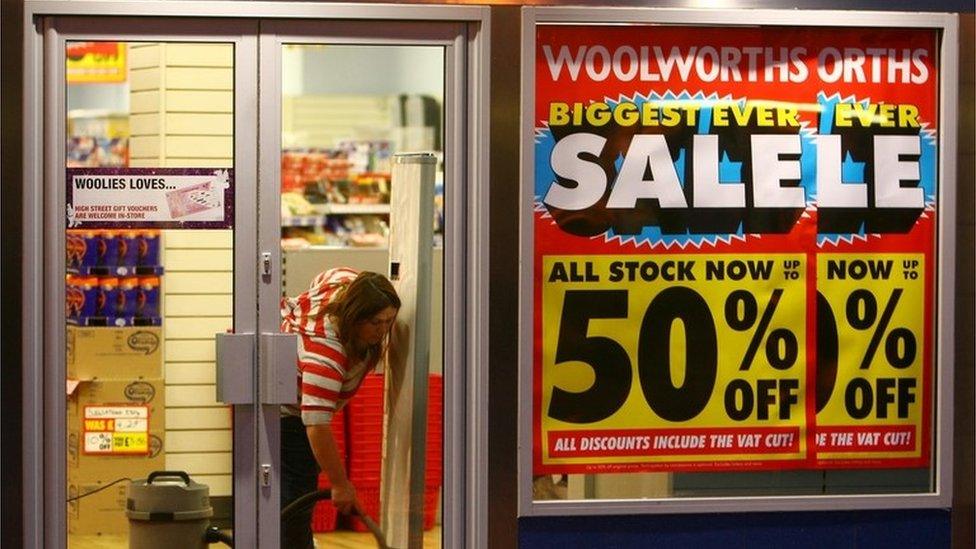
[260,333,298,405]
[215,332,298,404]
[215,332,255,404]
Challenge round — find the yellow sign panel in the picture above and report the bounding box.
[815,253,925,462]
[111,433,150,454]
[540,254,807,470]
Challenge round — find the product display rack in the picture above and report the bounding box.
[281,203,391,227]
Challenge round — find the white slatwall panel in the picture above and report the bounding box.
[167,430,233,452]
[166,362,216,385]
[127,42,236,497]
[282,94,395,148]
[162,229,234,496]
[167,407,232,430]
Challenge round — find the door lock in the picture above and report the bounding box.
[261,464,271,487]
[261,252,272,277]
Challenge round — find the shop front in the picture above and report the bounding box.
[4,2,972,549]
[16,2,490,548]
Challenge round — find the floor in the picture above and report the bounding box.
[68,527,442,548]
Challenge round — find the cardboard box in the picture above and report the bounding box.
[67,326,162,379]
[67,378,165,477]
[67,476,130,535]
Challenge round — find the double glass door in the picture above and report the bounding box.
[53,16,459,548]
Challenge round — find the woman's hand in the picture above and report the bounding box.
[305,424,360,515]
[331,480,363,516]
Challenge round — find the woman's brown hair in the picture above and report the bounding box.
[323,271,401,363]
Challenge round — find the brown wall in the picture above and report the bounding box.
[1,0,25,546]
[488,6,522,548]
[951,13,975,549]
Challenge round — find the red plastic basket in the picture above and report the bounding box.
[311,500,339,532]
[341,373,444,528]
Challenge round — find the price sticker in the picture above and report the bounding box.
[540,254,808,471]
[82,405,150,455]
[111,432,149,453]
[815,253,926,462]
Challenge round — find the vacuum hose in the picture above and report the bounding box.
[281,489,389,549]
[207,488,389,549]
[280,488,333,520]
[205,527,235,547]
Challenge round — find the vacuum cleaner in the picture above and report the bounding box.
[126,470,389,548]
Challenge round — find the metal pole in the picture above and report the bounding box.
[382,152,436,548]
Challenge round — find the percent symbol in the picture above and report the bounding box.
[725,289,798,371]
[845,289,916,369]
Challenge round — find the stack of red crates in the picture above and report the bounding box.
[310,408,346,532]
[345,373,443,531]
[345,374,385,532]
[424,374,443,530]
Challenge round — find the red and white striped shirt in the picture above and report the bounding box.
[280,268,378,425]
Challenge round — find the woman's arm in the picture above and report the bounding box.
[306,423,361,515]
[385,320,411,405]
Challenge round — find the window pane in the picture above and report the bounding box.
[65,41,236,545]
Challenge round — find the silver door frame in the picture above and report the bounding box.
[23,2,491,548]
[259,18,473,549]
[28,15,260,547]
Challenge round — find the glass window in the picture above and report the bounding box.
[278,43,445,546]
[529,22,941,505]
[65,41,237,545]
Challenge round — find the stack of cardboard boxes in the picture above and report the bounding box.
[67,325,166,536]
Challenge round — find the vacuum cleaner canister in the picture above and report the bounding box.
[127,471,214,549]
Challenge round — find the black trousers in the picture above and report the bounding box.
[281,415,320,549]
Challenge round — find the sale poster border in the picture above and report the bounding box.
[66,167,235,229]
[524,12,953,481]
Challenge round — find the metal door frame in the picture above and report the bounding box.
[259,18,473,548]
[23,2,491,548]
[517,5,958,517]
[29,15,260,548]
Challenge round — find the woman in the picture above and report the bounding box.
[279,268,406,548]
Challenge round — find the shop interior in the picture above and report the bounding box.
[64,40,444,548]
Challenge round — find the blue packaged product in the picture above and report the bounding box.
[119,277,140,317]
[77,231,103,268]
[135,276,161,318]
[97,277,120,318]
[137,230,161,266]
[70,276,101,318]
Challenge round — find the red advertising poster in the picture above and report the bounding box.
[532,25,938,474]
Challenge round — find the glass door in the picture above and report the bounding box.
[47,18,260,548]
[43,13,475,548]
[260,20,465,549]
